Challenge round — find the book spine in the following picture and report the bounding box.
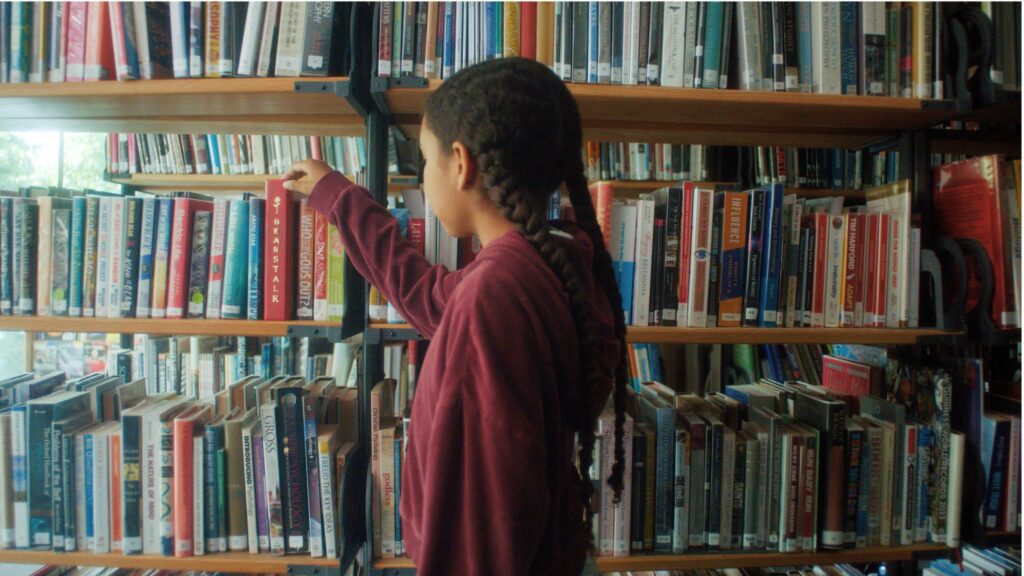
[135,199,157,318]
[120,198,142,317]
[173,419,195,557]
[743,435,760,549]
[186,211,212,318]
[707,423,723,548]
[36,198,53,316]
[204,1,221,77]
[687,423,705,548]
[0,199,11,316]
[719,192,749,327]
[676,185,693,325]
[151,198,174,318]
[326,223,345,323]
[318,435,337,558]
[16,203,37,316]
[701,2,724,88]
[67,198,86,316]
[253,430,269,551]
[203,424,220,552]
[92,431,109,553]
[313,212,328,321]
[296,201,316,320]
[158,419,175,555]
[166,200,195,318]
[110,433,123,552]
[205,199,229,319]
[221,200,250,319]
[247,198,264,320]
[742,189,766,326]
[759,184,784,327]
[824,214,846,328]
[50,208,71,316]
[26,404,54,548]
[74,434,85,552]
[900,425,917,545]
[226,421,248,552]
[277,389,309,553]
[810,213,829,327]
[264,180,296,321]
[304,398,323,557]
[720,429,735,550]
[730,433,746,549]
[260,403,285,555]
[192,435,204,555]
[915,427,931,542]
[671,427,688,553]
[273,2,305,76]
[687,188,713,327]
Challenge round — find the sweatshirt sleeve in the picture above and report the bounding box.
[307,171,464,337]
[407,291,550,576]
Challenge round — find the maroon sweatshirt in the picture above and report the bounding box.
[309,172,618,575]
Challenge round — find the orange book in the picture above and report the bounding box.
[535,2,554,66]
[502,2,520,57]
[109,431,123,552]
[173,406,209,557]
[587,181,614,250]
[84,1,115,81]
[716,190,748,327]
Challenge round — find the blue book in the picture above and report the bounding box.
[247,197,264,320]
[701,2,724,89]
[152,198,173,316]
[442,3,454,77]
[121,3,140,79]
[637,389,675,552]
[221,199,249,319]
[587,2,599,82]
[609,202,637,325]
[394,435,402,551]
[647,343,663,383]
[68,197,86,316]
[832,150,844,189]
[610,2,624,83]
[208,134,221,175]
[9,2,30,82]
[135,198,156,317]
[797,3,813,91]
[917,426,933,542]
[484,3,496,59]
[260,342,272,380]
[856,422,871,547]
[83,432,94,551]
[840,2,859,94]
[759,183,784,327]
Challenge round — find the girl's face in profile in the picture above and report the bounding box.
[418,119,476,239]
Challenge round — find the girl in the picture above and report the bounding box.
[284,57,629,575]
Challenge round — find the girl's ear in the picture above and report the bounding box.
[450,140,479,193]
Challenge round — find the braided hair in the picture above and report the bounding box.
[424,57,630,551]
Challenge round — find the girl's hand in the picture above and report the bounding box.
[282,159,334,196]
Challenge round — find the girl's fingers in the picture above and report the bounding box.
[282,179,310,195]
[282,169,306,181]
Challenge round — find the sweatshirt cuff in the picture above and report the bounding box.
[307,170,356,216]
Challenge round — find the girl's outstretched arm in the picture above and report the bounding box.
[285,160,462,338]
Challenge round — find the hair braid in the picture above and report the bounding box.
[424,57,630,554]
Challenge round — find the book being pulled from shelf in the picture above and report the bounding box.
[0,1,353,84]
[588,179,919,329]
[371,2,1021,98]
[0,179,346,323]
[0,369,359,560]
[105,133,367,179]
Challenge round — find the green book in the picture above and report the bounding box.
[221,199,250,319]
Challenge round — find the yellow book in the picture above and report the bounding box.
[911,2,933,99]
[536,2,555,66]
[503,2,520,57]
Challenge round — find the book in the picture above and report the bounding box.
[264,179,297,321]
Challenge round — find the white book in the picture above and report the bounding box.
[237,2,266,76]
[91,427,110,554]
[379,425,396,558]
[193,434,205,556]
[660,3,685,88]
[256,2,280,77]
[274,2,307,77]
[319,436,339,558]
[135,199,156,318]
[735,2,762,91]
[11,407,27,549]
[205,199,230,319]
[908,226,921,328]
[242,421,259,554]
[823,214,846,328]
[813,2,842,94]
[610,201,638,325]
[107,198,125,318]
[612,413,633,558]
[1003,169,1022,327]
[946,431,964,548]
[621,2,636,85]
[169,2,189,77]
[632,195,655,326]
[687,187,714,327]
[777,429,792,552]
[597,409,614,556]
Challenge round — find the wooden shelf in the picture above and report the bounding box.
[370,323,957,345]
[0,77,363,136]
[109,173,421,194]
[374,543,950,572]
[600,181,865,199]
[0,316,335,337]
[0,550,338,574]
[387,81,957,148]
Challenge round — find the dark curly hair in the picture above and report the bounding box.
[423,57,629,552]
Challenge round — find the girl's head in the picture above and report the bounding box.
[422,57,631,550]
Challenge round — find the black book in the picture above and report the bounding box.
[771,2,786,91]
[707,191,724,327]
[557,2,573,81]
[223,2,249,78]
[794,392,847,550]
[719,2,735,89]
[692,2,706,87]
[650,200,666,326]
[120,197,143,318]
[136,2,174,79]
[646,1,663,85]
[571,2,588,82]
[274,379,310,553]
[187,210,212,318]
[413,1,428,77]
[703,411,724,548]
[401,1,416,76]
[610,1,623,83]
[630,427,647,551]
[660,187,682,327]
[13,201,37,316]
[731,430,748,548]
[800,219,817,327]
[637,2,651,83]
[783,2,798,91]
[742,188,766,327]
[0,198,12,315]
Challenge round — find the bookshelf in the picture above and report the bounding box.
[369,323,959,345]
[0,550,339,575]
[0,77,363,135]
[0,317,336,337]
[107,173,422,195]
[385,80,958,148]
[374,543,950,572]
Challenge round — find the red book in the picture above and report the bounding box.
[313,211,328,321]
[173,407,208,558]
[822,355,873,398]
[841,212,865,327]
[519,1,537,60]
[108,1,133,80]
[800,430,818,551]
[166,198,214,318]
[587,181,614,250]
[933,155,1018,329]
[810,212,829,327]
[84,1,114,81]
[264,179,298,321]
[310,137,323,161]
[377,2,393,77]
[65,2,88,81]
[108,133,118,174]
[127,134,137,173]
[110,432,123,552]
[296,200,315,320]
[676,182,695,325]
[408,217,425,256]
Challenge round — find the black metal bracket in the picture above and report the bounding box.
[287,565,342,576]
[295,79,371,118]
[365,326,425,345]
[370,76,428,143]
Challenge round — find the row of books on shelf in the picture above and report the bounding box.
[590,179,919,329]
[928,544,1023,576]
[106,133,368,180]
[0,180,345,322]
[0,1,352,84]
[375,1,1022,97]
[608,566,967,576]
[0,369,359,558]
